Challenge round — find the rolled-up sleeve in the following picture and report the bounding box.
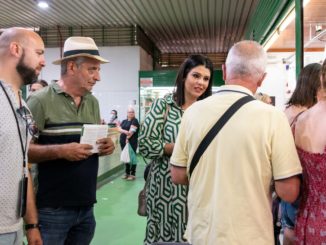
[27,95,46,132]
[271,111,302,180]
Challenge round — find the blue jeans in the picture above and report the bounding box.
[281,200,299,229]
[38,206,96,245]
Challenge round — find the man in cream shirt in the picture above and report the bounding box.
[170,40,302,245]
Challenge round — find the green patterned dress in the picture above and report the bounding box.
[139,93,188,245]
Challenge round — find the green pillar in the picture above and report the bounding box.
[295,0,303,79]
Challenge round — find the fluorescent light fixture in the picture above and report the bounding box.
[263,0,310,51]
[0,27,40,32]
[37,1,49,8]
[263,31,280,51]
[279,0,310,33]
[279,10,295,32]
[303,0,311,7]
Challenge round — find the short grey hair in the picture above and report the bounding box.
[225,40,267,80]
[60,56,88,76]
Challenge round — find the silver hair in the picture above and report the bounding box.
[226,40,267,80]
[60,56,88,76]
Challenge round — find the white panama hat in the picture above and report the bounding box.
[52,36,109,65]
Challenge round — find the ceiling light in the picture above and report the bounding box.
[279,10,295,32]
[279,0,310,33]
[263,0,311,51]
[303,0,311,7]
[37,1,49,8]
[263,31,280,51]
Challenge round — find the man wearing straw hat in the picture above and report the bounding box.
[27,36,115,245]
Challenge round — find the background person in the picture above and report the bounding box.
[119,107,139,180]
[139,54,214,245]
[170,41,302,245]
[0,27,44,245]
[27,36,115,245]
[108,109,120,126]
[281,62,322,245]
[284,63,322,125]
[292,60,326,244]
[29,79,48,93]
[254,92,272,104]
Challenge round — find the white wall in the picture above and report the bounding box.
[258,62,287,109]
[39,46,142,123]
[258,51,325,110]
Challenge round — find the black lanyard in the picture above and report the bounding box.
[0,81,28,176]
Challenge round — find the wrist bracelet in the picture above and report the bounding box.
[25,223,40,230]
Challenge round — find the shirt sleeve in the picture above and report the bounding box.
[92,97,101,124]
[26,95,46,132]
[170,110,189,168]
[138,98,168,160]
[271,111,302,180]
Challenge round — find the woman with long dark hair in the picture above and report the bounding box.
[281,63,322,245]
[293,60,326,244]
[139,54,214,244]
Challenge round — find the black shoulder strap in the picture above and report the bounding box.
[189,95,255,178]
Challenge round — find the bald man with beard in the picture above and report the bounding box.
[0,27,45,245]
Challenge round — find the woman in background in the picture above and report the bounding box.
[284,63,321,125]
[139,55,214,244]
[108,109,120,126]
[293,60,326,244]
[281,63,322,245]
[254,92,272,104]
[119,107,139,180]
[29,79,48,93]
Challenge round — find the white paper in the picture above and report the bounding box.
[80,124,108,153]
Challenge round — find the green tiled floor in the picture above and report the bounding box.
[92,160,147,245]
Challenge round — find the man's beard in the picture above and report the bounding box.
[16,52,38,85]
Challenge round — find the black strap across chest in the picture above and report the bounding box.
[189,95,255,178]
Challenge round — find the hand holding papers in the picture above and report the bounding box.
[80,124,108,153]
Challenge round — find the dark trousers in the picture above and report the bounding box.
[38,206,95,245]
[125,163,136,176]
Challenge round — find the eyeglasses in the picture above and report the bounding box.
[17,106,39,137]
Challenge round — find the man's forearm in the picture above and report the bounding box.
[170,165,189,185]
[24,172,38,225]
[24,171,43,244]
[28,143,62,163]
[275,175,301,203]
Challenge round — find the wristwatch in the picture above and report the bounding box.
[25,223,40,230]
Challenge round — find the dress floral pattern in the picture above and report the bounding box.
[139,93,188,245]
[295,146,326,245]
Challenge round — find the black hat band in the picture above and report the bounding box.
[63,49,100,57]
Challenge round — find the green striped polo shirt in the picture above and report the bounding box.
[27,82,101,208]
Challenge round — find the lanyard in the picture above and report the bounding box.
[0,81,28,176]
